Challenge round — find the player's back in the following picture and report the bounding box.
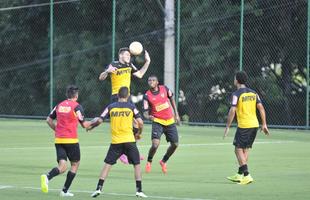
[108,101,136,144]
[233,88,259,128]
[55,100,79,140]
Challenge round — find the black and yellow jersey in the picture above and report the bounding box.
[107,61,138,95]
[231,87,262,128]
[100,101,141,144]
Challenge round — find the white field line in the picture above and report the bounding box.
[0,140,296,151]
[1,185,213,200]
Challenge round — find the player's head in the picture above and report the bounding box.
[148,75,159,89]
[118,86,129,100]
[66,85,79,100]
[118,47,131,64]
[234,71,248,86]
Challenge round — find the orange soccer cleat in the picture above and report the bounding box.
[145,162,152,173]
[159,160,167,174]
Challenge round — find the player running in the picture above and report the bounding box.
[143,75,180,174]
[41,85,91,196]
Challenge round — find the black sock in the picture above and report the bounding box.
[96,179,105,191]
[62,171,76,193]
[147,156,153,163]
[243,164,249,176]
[136,180,142,192]
[47,167,60,180]
[238,166,243,175]
[162,154,169,163]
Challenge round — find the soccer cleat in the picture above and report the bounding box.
[119,154,129,164]
[136,191,148,198]
[227,173,243,182]
[145,162,152,173]
[91,190,102,198]
[159,160,167,174]
[40,174,49,193]
[238,174,254,185]
[60,191,74,197]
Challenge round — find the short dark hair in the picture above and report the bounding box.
[118,86,129,98]
[66,85,79,99]
[118,47,130,55]
[148,74,158,81]
[235,71,248,84]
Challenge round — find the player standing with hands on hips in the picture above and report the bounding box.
[223,71,269,185]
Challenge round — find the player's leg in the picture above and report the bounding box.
[60,143,80,196]
[41,144,67,193]
[91,144,121,197]
[125,142,147,198]
[227,128,245,182]
[159,124,179,174]
[238,128,258,185]
[145,122,163,173]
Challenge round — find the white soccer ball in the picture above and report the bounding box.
[129,41,143,55]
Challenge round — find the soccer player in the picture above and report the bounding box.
[143,75,180,174]
[88,87,147,198]
[99,47,151,102]
[99,47,150,164]
[41,85,91,196]
[223,71,269,185]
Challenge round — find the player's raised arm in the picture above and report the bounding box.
[99,64,117,81]
[133,51,151,78]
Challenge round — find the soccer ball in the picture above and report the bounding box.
[129,41,143,55]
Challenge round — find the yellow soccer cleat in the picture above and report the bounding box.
[40,174,49,193]
[238,174,254,185]
[227,174,243,182]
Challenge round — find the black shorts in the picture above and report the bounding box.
[55,143,80,162]
[111,94,133,103]
[104,142,140,165]
[151,122,179,143]
[233,128,258,149]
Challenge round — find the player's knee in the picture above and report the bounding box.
[152,143,159,149]
[58,164,67,174]
[171,142,178,149]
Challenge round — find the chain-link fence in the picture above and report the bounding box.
[0,0,309,128]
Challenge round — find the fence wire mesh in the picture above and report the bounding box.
[0,0,309,128]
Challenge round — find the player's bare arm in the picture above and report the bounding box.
[223,106,236,139]
[46,116,56,131]
[99,64,117,81]
[170,97,181,125]
[133,51,151,78]
[257,103,270,135]
[134,117,144,139]
[143,99,154,121]
[87,117,104,131]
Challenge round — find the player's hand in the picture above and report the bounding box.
[261,124,270,135]
[175,114,181,126]
[223,127,229,139]
[106,64,117,73]
[144,50,151,64]
[134,133,142,140]
[149,115,154,121]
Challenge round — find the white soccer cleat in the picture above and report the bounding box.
[40,174,49,193]
[91,190,102,198]
[136,192,148,198]
[60,191,74,197]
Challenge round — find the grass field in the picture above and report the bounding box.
[0,119,309,200]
